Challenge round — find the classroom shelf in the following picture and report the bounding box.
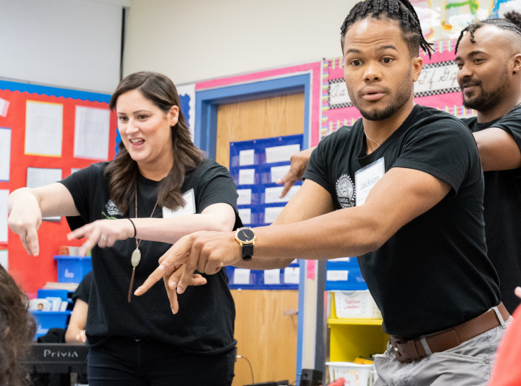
[327,291,389,363]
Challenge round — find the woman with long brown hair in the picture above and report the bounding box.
[8,71,240,385]
[0,265,36,386]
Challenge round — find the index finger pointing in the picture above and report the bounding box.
[134,236,193,296]
[26,227,40,256]
[134,264,167,296]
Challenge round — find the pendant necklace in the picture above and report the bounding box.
[128,183,159,303]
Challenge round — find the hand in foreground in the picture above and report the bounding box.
[8,194,43,256]
[76,330,87,343]
[276,147,314,198]
[161,265,207,314]
[134,231,241,299]
[516,286,521,299]
[67,219,135,256]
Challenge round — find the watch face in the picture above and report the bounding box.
[238,228,255,243]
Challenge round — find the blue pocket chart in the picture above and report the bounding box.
[229,134,304,289]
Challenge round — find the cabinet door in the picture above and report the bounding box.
[231,289,298,385]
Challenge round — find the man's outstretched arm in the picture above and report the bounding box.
[135,166,451,296]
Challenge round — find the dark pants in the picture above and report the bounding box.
[87,336,235,386]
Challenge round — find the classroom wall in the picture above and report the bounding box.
[123,0,358,85]
[0,0,128,94]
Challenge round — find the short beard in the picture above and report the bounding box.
[462,69,510,112]
[352,77,413,122]
[359,103,402,121]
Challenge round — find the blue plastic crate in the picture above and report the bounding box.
[30,310,71,339]
[326,258,368,291]
[37,289,69,302]
[54,256,92,283]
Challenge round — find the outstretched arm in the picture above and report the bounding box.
[8,184,79,256]
[136,167,451,297]
[67,203,237,255]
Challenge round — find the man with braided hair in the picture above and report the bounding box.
[137,1,508,384]
[455,12,521,314]
[279,12,521,315]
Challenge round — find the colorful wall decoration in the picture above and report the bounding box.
[413,0,521,42]
[320,39,477,139]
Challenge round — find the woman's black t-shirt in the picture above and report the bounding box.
[60,159,241,355]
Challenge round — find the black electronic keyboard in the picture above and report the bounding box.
[24,343,88,373]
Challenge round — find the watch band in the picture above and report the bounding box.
[242,244,254,261]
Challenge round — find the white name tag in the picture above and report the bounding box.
[355,157,385,207]
[162,189,196,218]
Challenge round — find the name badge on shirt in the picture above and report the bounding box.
[162,189,196,218]
[355,157,385,207]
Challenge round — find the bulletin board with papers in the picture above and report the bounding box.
[0,79,117,294]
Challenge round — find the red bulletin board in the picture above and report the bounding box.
[0,80,117,295]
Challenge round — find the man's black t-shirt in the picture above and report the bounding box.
[304,105,500,339]
[72,271,92,304]
[60,159,241,355]
[462,106,521,313]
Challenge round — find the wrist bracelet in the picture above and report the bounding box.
[127,218,137,238]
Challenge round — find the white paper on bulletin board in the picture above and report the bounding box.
[0,190,9,243]
[238,208,251,225]
[284,266,300,284]
[239,169,255,185]
[234,268,251,285]
[264,206,284,224]
[0,128,11,181]
[74,106,110,160]
[265,185,300,204]
[25,101,63,157]
[0,250,7,271]
[265,144,300,164]
[264,269,281,285]
[239,149,255,166]
[26,168,63,221]
[237,189,252,205]
[270,165,290,183]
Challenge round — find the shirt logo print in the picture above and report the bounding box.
[102,199,123,219]
[336,174,355,208]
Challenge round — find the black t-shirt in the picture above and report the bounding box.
[60,159,241,355]
[462,105,521,313]
[72,271,93,304]
[304,105,500,339]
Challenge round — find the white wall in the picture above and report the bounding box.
[0,0,128,93]
[123,0,357,85]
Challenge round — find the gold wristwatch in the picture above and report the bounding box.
[234,227,256,261]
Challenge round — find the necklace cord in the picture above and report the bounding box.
[365,132,382,147]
